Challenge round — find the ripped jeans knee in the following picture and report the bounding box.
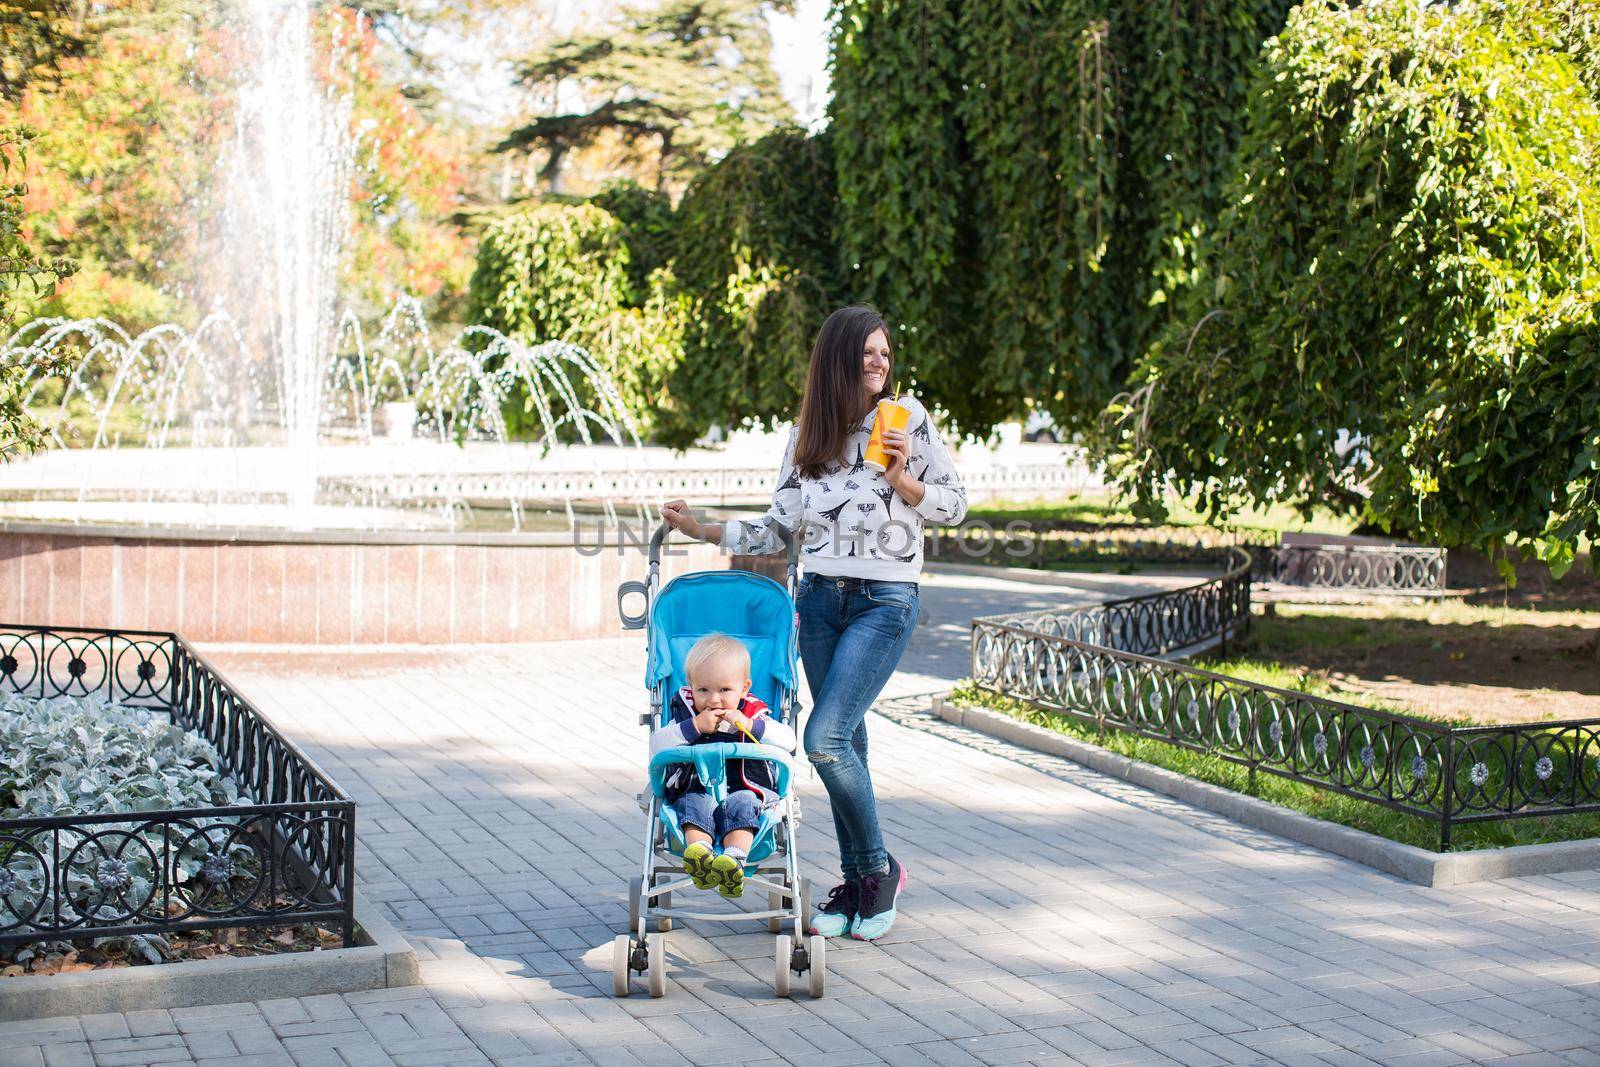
[807,748,840,766]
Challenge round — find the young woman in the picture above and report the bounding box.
[660,304,967,941]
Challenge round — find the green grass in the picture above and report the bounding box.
[948,680,1600,852]
[1187,652,1411,708]
[1199,602,1600,726]
[964,495,1146,525]
[1241,599,1599,646]
[967,492,1357,538]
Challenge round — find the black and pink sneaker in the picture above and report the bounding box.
[851,855,906,940]
[809,879,859,937]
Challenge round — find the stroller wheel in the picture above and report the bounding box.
[773,934,793,997]
[611,934,631,997]
[798,879,813,935]
[647,932,668,998]
[807,934,827,998]
[634,874,672,932]
[768,889,784,934]
[656,888,673,931]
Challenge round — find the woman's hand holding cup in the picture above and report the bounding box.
[879,426,911,486]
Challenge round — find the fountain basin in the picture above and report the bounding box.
[0,520,726,644]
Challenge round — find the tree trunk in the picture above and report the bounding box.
[540,143,568,196]
[655,129,672,193]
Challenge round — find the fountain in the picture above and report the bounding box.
[1,299,660,530]
[0,0,731,643]
[2,0,656,531]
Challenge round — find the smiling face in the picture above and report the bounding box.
[862,327,892,403]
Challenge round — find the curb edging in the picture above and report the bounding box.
[0,893,417,1022]
[934,696,1600,888]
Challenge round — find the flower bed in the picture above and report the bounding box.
[0,626,355,955]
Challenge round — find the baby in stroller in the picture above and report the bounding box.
[614,523,824,998]
[649,633,796,899]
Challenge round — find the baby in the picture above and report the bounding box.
[648,633,795,897]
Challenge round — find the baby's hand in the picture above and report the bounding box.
[691,705,721,736]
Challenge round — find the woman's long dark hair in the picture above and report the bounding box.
[793,305,891,480]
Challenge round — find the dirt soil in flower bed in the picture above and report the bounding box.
[1,915,344,977]
[1229,550,1599,725]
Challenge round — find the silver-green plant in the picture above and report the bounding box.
[1,693,252,962]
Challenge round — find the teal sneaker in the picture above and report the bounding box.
[850,856,906,941]
[808,880,859,937]
[682,842,714,890]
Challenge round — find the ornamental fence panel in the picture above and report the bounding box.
[970,549,1598,849]
[0,625,356,948]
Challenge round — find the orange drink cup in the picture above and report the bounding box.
[864,396,913,472]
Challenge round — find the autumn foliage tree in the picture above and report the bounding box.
[0,3,471,332]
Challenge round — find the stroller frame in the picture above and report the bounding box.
[614,522,825,998]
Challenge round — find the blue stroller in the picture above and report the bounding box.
[614,522,824,998]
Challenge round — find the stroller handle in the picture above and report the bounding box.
[619,518,801,631]
[648,743,794,802]
[647,517,800,568]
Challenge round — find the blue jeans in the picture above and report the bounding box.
[673,789,762,842]
[796,573,919,880]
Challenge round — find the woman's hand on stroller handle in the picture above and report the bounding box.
[662,499,716,543]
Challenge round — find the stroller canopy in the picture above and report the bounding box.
[646,570,797,723]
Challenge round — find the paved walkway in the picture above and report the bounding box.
[4,570,1600,1066]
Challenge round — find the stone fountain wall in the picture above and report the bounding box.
[0,525,735,644]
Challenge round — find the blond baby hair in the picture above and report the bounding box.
[685,633,750,683]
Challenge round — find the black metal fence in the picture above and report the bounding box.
[927,518,1274,569]
[976,547,1254,658]
[1252,542,1448,595]
[971,552,1600,849]
[0,626,356,948]
[926,518,1448,597]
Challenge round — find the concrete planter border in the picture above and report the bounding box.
[0,892,416,1022]
[935,696,1600,888]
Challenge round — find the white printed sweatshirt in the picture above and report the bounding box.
[720,395,968,581]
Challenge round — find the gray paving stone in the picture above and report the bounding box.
[125,1011,177,1039]
[39,1044,93,1067]
[93,1046,195,1067]
[76,1018,128,1045]
[16,600,1600,1067]
[181,1033,240,1060]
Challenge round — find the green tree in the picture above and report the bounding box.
[466,201,683,440]
[498,0,795,195]
[662,126,843,446]
[830,0,978,428]
[1,127,74,460]
[828,0,1290,436]
[1100,0,1600,570]
[590,179,676,298]
[467,128,843,447]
